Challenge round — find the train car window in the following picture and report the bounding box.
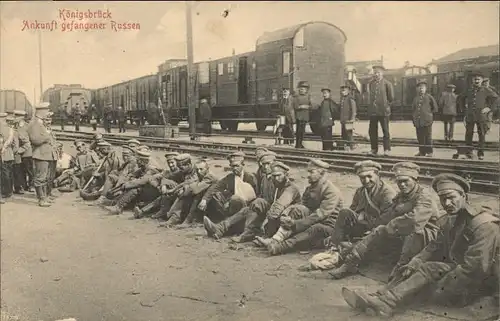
[199,62,210,84]
[294,28,304,47]
[283,51,290,75]
[432,75,438,85]
[218,63,224,76]
[227,61,235,74]
[272,89,278,101]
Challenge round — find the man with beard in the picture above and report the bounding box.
[203,151,281,241]
[329,162,441,280]
[103,147,160,215]
[133,151,181,219]
[460,71,498,160]
[342,173,500,317]
[199,151,257,223]
[255,159,344,256]
[12,110,32,194]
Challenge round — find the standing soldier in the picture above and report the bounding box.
[439,84,458,143]
[89,103,98,131]
[461,72,499,160]
[338,84,357,151]
[0,112,16,201]
[199,99,212,136]
[412,80,438,157]
[103,105,112,133]
[73,102,82,132]
[117,106,126,133]
[368,66,394,156]
[13,110,32,194]
[27,103,59,207]
[292,81,313,149]
[59,104,67,131]
[482,77,498,94]
[281,88,295,145]
[317,88,336,151]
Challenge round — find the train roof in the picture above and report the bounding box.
[464,61,500,71]
[434,44,499,64]
[256,21,347,46]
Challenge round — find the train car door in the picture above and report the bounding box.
[405,77,417,105]
[238,57,249,104]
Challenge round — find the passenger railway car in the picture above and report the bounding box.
[0,90,33,119]
[42,84,92,121]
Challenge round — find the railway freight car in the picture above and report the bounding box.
[42,84,92,122]
[0,90,33,119]
[158,21,347,132]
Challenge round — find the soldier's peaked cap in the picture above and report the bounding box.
[298,81,310,88]
[35,102,50,110]
[122,146,134,154]
[309,159,330,170]
[258,151,277,163]
[321,88,331,92]
[432,173,470,195]
[354,160,382,175]
[174,153,192,163]
[392,162,420,179]
[446,84,456,88]
[136,149,151,159]
[340,84,351,89]
[228,151,246,161]
[372,65,386,71]
[0,113,7,118]
[164,151,180,159]
[97,141,112,147]
[13,110,27,116]
[127,139,141,146]
[271,161,290,173]
[416,80,428,87]
[470,71,484,77]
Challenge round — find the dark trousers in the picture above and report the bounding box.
[74,117,81,131]
[118,120,126,133]
[60,118,65,131]
[320,126,333,151]
[442,115,455,140]
[368,116,391,152]
[13,162,26,192]
[91,122,97,131]
[1,160,14,197]
[33,159,50,188]
[23,157,34,189]
[465,122,486,156]
[415,125,433,155]
[203,121,212,135]
[295,121,307,148]
[283,121,294,145]
[341,123,354,148]
[104,120,111,133]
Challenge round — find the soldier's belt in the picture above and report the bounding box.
[297,105,310,109]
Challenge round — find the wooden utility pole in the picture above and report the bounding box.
[185,1,196,139]
[38,30,43,102]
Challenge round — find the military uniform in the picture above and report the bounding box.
[281,90,295,145]
[317,89,336,151]
[292,81,313,149]
[342,173,500,317]
[73,104,82,132]
[461,72,499,158]
[198,99,212,135]
[59,106,67,130]
[330,162,441,279]
[368,66,394,155]
[337,86,357,149]
[0,112,16,199]
[260,160,344,255]
[329,160,396,248]
[27,103,59,207]
[117,107,126,133]
[438,85,458,141]
[412,81,439,156]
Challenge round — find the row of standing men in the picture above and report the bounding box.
[50,133,500,317]
[281,66,498,159]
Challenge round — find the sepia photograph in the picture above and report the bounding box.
[0,1,499,320]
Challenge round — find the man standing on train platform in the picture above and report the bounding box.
[0,112,16,201]
[482,77,498,95]
[59,104,67,131]
[13,110,32,194]
[42,113,60,201]
[292,81,313,149]
[341,173,500,317]
[281,88,295,145]
[317,88,336,151]
[72,103,82,132]
[198,99,212,136]
[460,71,499,160]
[27,103,59,207]
[412,80,439,157]
[117,106,126,133]
[338,84,357,151]
[439,84,458,143]
[368,65,394,156]
[89,103,98,131]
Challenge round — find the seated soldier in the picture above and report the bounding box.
[199,151,258,226]
[342,173,500,317]
[103,146,160,215]
[133,151,181,219]
[55,142,75,178]
[204,160,302,243]
[326,160,396,252]
[160,159,218,226]
[88,133,105,151]
[329,162,441,280]
[93,144,138,205]
[54,141,100,191]
[255,159,344,256]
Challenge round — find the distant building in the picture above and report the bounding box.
[432,44,499,73]
[345,59,383,76]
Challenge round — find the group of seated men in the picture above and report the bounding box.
[56,134,499,317]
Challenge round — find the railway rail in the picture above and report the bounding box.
[55,130,499,197]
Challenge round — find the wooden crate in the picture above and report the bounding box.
[139,125,179,138]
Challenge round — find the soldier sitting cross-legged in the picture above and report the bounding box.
[255,159,344,256]
[342,173,500,317]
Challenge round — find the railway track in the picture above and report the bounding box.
[55,130,499,197]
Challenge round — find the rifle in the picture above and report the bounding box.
[82,155,108,191]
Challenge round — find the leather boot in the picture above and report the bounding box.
[36,186,51,207]
[254,236,274,247]
[133,198,159,219]
[230,231,255,243]
[329,248,361,279]
[103,205,122,215]
[164,213,183,227]
[267,239,294,256]
[203,216,227,239]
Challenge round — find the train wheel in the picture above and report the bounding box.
[227,121,239,132]
[219,121,229,131]
[256,122,267,132]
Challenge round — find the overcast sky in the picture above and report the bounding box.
[1,1,498,104]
